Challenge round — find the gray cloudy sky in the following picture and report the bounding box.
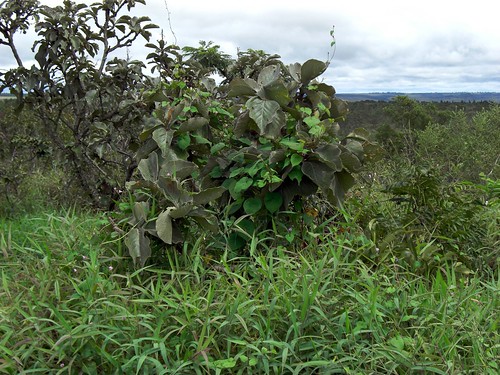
[3,0,500,93]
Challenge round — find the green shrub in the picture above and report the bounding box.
[417,105,500,182]
[347,164,498,273]
[120,47,382,266]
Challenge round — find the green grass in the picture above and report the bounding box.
[0,209,498,374]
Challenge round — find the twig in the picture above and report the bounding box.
[108,216,125,235]
[163,0,177,45]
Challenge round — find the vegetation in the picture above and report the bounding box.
[1,210,498,373]
[0,0,498,373]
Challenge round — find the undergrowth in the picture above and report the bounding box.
[1,209,498,374]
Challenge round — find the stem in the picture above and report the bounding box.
[7,32,23,67]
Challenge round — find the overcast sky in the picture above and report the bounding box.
[2,0,500,93]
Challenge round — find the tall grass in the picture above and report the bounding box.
[0,209,498,374]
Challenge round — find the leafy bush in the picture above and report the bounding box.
[348,164,498,273]
[121,45,382,266]
[0,0,158,208]
[417,105,500,182]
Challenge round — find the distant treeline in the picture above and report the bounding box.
[338,98,495,136]
[3,92,499,102]
[336,92,500,102]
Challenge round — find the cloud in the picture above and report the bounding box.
[1,0,499,92]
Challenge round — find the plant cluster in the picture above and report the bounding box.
[1,0,158,208]
[417,105,500,182]
[348,155,499,275]
[0,0,381,263]
[121,45,382,264]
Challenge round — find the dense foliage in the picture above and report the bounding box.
[0,0,381,264]
[0,0,498,372]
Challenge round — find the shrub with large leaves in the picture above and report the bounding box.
[122,50,233,265]
[123,47,382,264]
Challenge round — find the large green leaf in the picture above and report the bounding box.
[192,186,226,205]
[124,228,151,267]
[262,80,291,107]
[331,98,349,119]
[157,177,192,206]
[177,133,191,150]
[269,149,286,164]
[315,144,343,171]
[156,208,174,244]
[266,109,285,139]
[346,127,371,142]
[234,111,252,138]
[288,62,301,82]
[177,117,209,133]
[264,192,283,213]
[257,65,280,87]
[301,160,335,192]
[137,152,159,182]
[280,138,304,151]
[339,150,362,172]
[304,89,330,109]
[152,127,174,157]
[169,204,193,219]
[135,138,158,161]
[330,170,356,206]
[290,153,303,167]
[243,197,262,215]
[316,83,336,97]
[160,159,198,180]
[234,176,253,195]
[280,178,318,208]
[193,214,219,233]
[228,77,257,97]
[344,140,365,161]
[246,97,282,138]
[301,59,327,84]
[228,232,246,251]
[131,201,149,225]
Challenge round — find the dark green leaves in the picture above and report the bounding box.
[121,47,380,261]
[192,187,226,205]
[243,197,262,215]
[124,228,151,267]
[156,208,174,244]
[315,144,343,171]
[301,59,327,84]
[264,192,283,213]
[246,97,283,139]
[262,80,291,107]
[138,152,159,182]
[228,78,257,97]
[301,161,335,194]
[234,177,254,196]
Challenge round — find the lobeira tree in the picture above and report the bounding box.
[0,0,158,208]
[123,47,383,265]
[1,0,381,263]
